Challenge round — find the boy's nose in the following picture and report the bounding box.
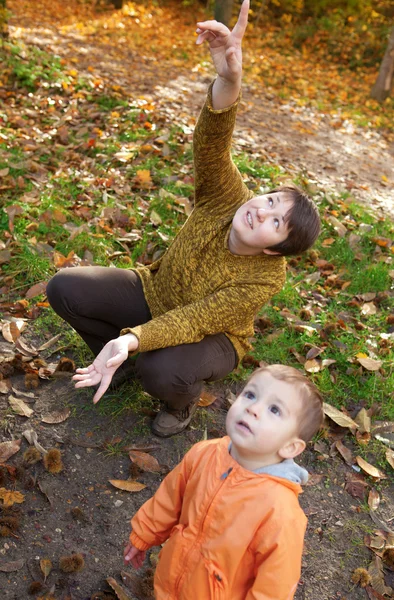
[256,208,266,222]
[246,404,259,418]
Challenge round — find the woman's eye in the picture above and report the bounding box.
[270,405,281,416]
[244,390,256,401]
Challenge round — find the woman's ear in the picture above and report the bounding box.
[278,438,306,460]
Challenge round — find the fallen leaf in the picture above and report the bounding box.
[334,440,354,465]
[149,209,162,226]
[367,556,393,597]
[0,488,25,507]
[198,391,217,407]
[344,472,369,499]
[129,451,161,473]
[304,473,324,486]
[305,346,323,360]
[368,489,380,511]
[11,387,37,399]
[323,403,359,430]
[107,577,136,600]
[22,429,46,454]
[0,559,25,572]
[9,395,34,417]
[355,408,371,434]
[0,379,11,394]
[356,456,387,479]
[357,357,382,371]
[40,558,52,581]
[304,358,322,373]
[37,334,62,351]
[2,321,23,343]
[386,449,394,469]
[0,439,21,463]
[109,480,146,492]
[361,302,377,316]
[25,281,47,300]
[135,169,152,187]
[327,215,347,237]
[14,337,38,357]
[41,407,71,424]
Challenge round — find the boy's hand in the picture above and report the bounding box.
[72,334,138,404]
[124,542,146,569]
[196,0,249,84]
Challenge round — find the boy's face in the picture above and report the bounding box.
[226,370,305,467]
[229,192,292,256]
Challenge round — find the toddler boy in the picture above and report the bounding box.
[124,364,323,599]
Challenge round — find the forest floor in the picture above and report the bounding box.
[0,1,394,599]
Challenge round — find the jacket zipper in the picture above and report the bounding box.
[173,466,234,597]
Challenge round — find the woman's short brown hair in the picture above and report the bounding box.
[266,185,321,256]
[248,364,324,442]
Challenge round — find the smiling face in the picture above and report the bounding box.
[226,370,306,470]
[228,192,293,256]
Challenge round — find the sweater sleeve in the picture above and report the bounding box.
[120,283,277,354]
[245,513,307,600]
[129,446,196,551]
[193,81,250,208]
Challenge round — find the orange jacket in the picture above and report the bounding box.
[130,437,307,600]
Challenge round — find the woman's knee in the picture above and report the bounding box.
[137,350,202,406]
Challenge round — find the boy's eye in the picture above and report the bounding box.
[268,197,273,207]
[274,218,280,230]
[244,390,256,401]
[269,404,281,416]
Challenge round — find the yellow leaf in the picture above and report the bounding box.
[0,488,25,507]
[109,480,146,492]
[381,175,388,182]
[40,559,52,581]
[198,391,217,407]
[135,169,152,187]
[356,352,368,359]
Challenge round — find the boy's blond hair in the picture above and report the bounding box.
[248,364,324,442]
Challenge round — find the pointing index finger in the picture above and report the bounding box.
[232,0,249,40]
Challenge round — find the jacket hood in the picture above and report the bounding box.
[227,439,309,485]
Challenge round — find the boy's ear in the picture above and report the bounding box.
[278,438,306,460]
[262,248,281,256]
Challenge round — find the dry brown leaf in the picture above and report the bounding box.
[361,302,377,316]
[0,488,25,507]
[1,321,23,343]
[334,440,354,465]
[356,456,387,479]
[355,408,371,434]
[0,439,21,463]
[368,556,393,596]
[150,210,162,226]
[368,489,381,512]
[14,337,38,357]
[107,577,136,600]
[198,391,217,407]
[11,387,37,399]
[22,429,46,454]
[109,480,146,492]
[129,450,161,473]
[386,449,394,469]
[344,471,368,500]
[0,559,25,572]
[0,379,11,394]
[41,408,71,424]
[25,281,47,300]
[357,357,383,371]
[37,333,62,351]
[304,358,322,373]
[9,395,34,417]
[323,403,359,430]
[40,558,52,581]
[305,346,323,360]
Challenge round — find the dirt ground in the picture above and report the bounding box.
[1,1,394,599]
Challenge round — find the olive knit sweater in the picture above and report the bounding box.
[121,83,286,362]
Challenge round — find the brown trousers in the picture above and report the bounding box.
[46,267,237,410]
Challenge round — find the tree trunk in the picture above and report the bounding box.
[371,26,394,102]
[214,0,234,27]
